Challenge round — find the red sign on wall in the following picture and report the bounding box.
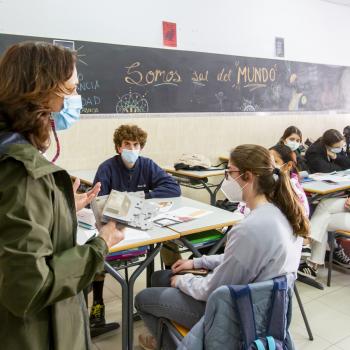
[163,21,177,47]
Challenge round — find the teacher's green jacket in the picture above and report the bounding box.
[0,125,108,350]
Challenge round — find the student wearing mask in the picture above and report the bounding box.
[305,129,350,173]
[135,144,309,350]
[278,125,309,171]
[89,124,181,330]
[0,42,125,350]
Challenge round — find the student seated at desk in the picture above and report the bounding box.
[297,197,350,278]
[89,124,181,330]
[135,144,309,350]
[277,125,309,171]
[305,129,350,173]
[269,143,309,217]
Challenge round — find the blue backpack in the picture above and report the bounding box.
[228,276,288,350]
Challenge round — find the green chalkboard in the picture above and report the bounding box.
[1,33,350,114]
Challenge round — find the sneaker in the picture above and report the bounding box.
[90,303,106,328]
[298,262,317,280]
[301,244,311,257]
[139,334,157,350]
[333,247,350,268]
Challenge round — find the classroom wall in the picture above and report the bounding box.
[1,0,350,202]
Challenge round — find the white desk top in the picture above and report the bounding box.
[302,171,350,194]
[77,196,240,251]
[149,196,242,236]
[302,180,350,195]
[77,223,178,253]
[163,165,225,179]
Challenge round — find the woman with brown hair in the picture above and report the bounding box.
[305,129,350,173]
[278,125,309,171]
[135,144,309,350]
[0,41,125,350]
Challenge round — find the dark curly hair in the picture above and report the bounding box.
[0,41,77,151]
[113,124,148,152]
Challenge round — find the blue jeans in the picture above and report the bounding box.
[135,270,206,349]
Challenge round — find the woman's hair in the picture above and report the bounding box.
[0,41,77,151]
[230,144,309,238]
[113,124,148,152]
[280,126,302,142]
[319,129,344,147]
[269,143,298,175]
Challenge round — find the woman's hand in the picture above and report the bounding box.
[73,178,101,212]
[170,275,180,288]
[344,197,350,210]
[171,259,194,274]
[98,221,125,249]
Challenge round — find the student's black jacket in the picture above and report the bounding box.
[305,141,350,173]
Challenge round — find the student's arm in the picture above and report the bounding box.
[176,227,255,301]
[193,254,224,270]
[0,172,108,318]
[334,152,350,170]
[146,160,181,199]
[93,163,112,196]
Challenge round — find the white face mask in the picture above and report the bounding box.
[221,174,247,202]
[330,147,342,154]
[285,140,300,151]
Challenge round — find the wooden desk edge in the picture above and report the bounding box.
[109,232,180,253]
[174,220,239,236]
[70,175,93,187]
[304,184,350,195]
[163,167,224,179]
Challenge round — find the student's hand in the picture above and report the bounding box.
[344,197,350,210]
[170,275,180,288]
[98,221,125,249]
[327,149,337,160]
[171,259,194,274]
[73,178,101,212]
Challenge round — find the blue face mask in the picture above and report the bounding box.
[121,149,140,164]
[52,95,82,131]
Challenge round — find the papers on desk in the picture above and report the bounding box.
[77,222,151,247]
[77,226,97,245]
[77,208,96,229]
[309,172,350,183]
[152,206,212,227]
[111,227,151,249]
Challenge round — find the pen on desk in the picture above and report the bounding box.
[329,171,337,175]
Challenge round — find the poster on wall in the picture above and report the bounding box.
[1,33,350,115]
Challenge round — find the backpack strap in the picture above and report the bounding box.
[266,276,288,341]
[228,285,257,349]
[266,336,276,350]
[253,339,267,350]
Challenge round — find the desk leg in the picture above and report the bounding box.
[179,237,202,258]
[128,244,162,349]
[104,262,129,350]
[200,180,217,206]
[105,245,162,350]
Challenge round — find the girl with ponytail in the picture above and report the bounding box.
[135,144,309,349]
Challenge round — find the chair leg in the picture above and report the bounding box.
[327,232,335,287]
[294,285,313,341]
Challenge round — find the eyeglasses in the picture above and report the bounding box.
[224,169,240,180]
